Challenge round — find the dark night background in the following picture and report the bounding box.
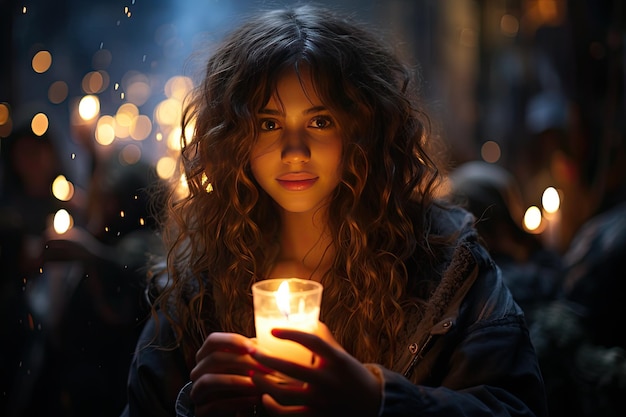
[1,1,624,416]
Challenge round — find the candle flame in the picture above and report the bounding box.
[523,205,542,232]
[542,186,561,214]
[275,280,291,318]
[53,209,72,234]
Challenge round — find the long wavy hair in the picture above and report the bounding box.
[152,5,449,369]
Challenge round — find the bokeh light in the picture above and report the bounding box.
[167,126,183,151]
[129,114,152,141]
[115,103,139,139]
[78,95,100,121]
[500,14,519,37]
[523,205,543,232]
[82,71,109,94]
[31,113,49,136]
[542,186,561,213]
[92,49,113,69]
[95,115,116,146]
[165,76,194,100]
[48,81,69,104]
[122,71,152,106]
[0,103,12,138]
[32,50,52,73]
[156,155,177,179]
[53,209,73,234]
[120,143,142,165]
[0,103,10,125]
[155,98,182,127]
[480,140,501,163]
[52,175,75,201]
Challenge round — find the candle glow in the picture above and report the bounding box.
[275,281,291,317]
[253,278,323,366]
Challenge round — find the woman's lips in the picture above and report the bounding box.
[276,174,318,191]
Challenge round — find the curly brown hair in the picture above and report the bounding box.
[152,5,448,370]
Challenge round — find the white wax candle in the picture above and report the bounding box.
[255,308,319,365]
[253,278,322,366]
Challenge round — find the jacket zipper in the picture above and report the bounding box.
[402,318,453,378]
[402,333,434,378]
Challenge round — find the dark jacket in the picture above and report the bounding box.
[121,205,547,417]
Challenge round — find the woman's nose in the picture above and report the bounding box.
[281,132,310,164]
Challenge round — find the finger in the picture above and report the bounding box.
[270,328,339,360]
[190,373,257,404]
[251,371,309,406]
[193,334,259,381]
[250,348,322,385]
[192,349,260,379]
[196,332,255,361]
[192,349,276,382]
[251,329,338,383]
[261,393,311,417]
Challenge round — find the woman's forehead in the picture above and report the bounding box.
[263,65,324,107]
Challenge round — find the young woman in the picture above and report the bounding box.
[122,5,547,417]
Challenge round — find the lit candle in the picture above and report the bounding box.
[542,186,562,250]
[252,278,323,366]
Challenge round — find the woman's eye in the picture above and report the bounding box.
[309,116,333,129]
[260,119,279,131]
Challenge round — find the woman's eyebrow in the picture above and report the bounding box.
[303,105,328,115]
[258,108,281,116]
[257,105,328,116]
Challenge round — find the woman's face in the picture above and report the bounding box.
[250,68,343,215]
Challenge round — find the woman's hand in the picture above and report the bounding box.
[190,332,266,417]
[249,323,382,417]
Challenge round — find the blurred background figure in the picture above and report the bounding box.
[0,124,65,277]
[528,118,626,417]
[446,160,562,324]
[4,147,166,417]
[0,124,66,416]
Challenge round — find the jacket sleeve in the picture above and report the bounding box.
[373,318,546,416]
[121,313,190,417]
[372,260,548,416]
